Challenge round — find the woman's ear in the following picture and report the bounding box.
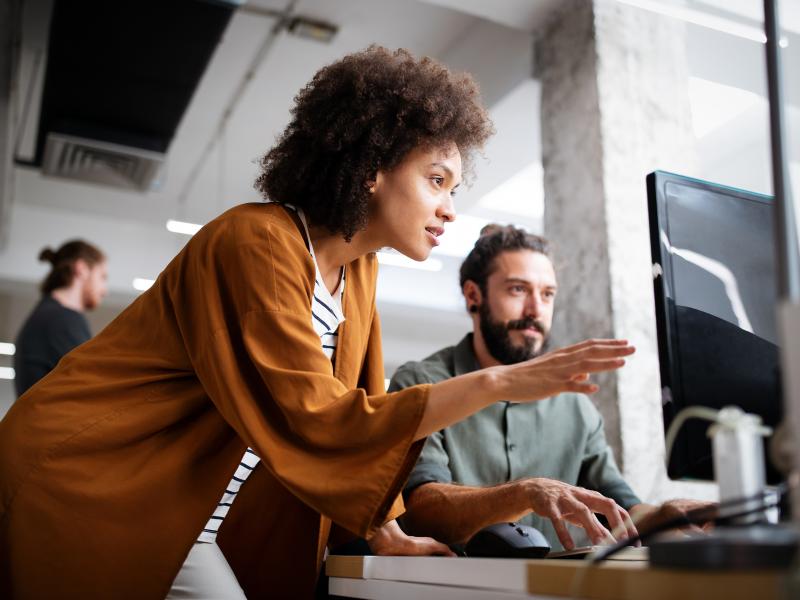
[367,169,387,195]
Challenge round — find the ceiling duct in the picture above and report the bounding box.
[42,133,165,191]
[31,0,237,192]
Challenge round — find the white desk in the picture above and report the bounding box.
[326,555,790,599]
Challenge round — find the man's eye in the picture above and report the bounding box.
[431,176,444,186]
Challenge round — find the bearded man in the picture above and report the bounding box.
[391,225,705,552]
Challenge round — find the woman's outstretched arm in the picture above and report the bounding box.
[415,339,635,440]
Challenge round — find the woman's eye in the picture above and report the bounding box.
[431,176,444,186]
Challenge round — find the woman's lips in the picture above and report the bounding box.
[425,227,442,246]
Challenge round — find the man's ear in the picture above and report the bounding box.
[73,259,90,281]
[462,280,483,314]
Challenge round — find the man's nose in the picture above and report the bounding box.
[524,295,542,319]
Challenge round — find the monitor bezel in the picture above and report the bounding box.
[646,170,774,481]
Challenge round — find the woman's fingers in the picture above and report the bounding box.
[564,357,628,374]
[564,381,600,394]
[557,338,631,353]
[410,537,456,556]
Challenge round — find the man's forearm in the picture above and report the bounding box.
[403,481,531,544]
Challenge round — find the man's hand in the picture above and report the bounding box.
[522,478,639,550]
[367,519,455,556]
[631,499,716,536]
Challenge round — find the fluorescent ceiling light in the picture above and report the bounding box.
[0,367,15,380]
[166,219,202,236]
[377,251,443,272]
[0,342,15,356]
[688,76,763,138]
[617,0,788,46]
[133,278,155,291]
[477,163,545,220]
[431,214,491,258]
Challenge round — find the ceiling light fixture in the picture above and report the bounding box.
[0,342,15,356]
[166,219,202,236]
[0,367,15,380]
[377,251,443,272]
[133,278,155,291]
[287,16,338,43]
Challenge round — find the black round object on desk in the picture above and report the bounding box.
[465,522,551,559]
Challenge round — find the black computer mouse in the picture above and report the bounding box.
[465,522,551,559]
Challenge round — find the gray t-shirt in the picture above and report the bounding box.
[390,334,641,550]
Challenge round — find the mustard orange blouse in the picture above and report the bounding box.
[0,203,429,599]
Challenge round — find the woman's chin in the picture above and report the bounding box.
[407,249,431,262]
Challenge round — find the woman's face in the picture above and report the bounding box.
[369,143,461,261]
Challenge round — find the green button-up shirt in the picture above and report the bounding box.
[390,334,641,550]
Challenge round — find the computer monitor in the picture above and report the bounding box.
[647,171,783,484]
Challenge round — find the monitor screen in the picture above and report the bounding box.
[647,171,782,483]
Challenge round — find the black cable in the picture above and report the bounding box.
[591,482,790,563]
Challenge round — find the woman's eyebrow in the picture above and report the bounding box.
[429,162,461,185]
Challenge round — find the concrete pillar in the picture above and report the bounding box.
[537,0,713,501]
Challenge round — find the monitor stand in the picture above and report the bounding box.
[649,523,798,570]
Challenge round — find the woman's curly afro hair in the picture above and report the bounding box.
[254,45,494,241]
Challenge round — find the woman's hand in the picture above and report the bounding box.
[367,519,455,557]
[490,339,636,402]
[417,339,636,441]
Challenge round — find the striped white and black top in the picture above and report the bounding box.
[198,205,345,544]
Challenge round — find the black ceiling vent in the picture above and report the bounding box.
[35,0,237,190]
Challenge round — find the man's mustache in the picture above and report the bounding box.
[506,317,546,334]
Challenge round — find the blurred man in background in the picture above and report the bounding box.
[14,240,107,397]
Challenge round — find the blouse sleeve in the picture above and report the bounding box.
[172,214,429,537]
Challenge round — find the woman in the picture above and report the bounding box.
[0,47,634,599]
[14,240,108,397]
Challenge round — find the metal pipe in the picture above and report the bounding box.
[763,0,800,302]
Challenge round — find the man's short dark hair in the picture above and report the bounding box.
[459,224,550,293]
[255,45,493,242]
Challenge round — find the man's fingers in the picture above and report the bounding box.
[577,504,614,545]
[576,492,631,542]
[549,515,576,551]
[619,508,639,541]
[605,506,637,542]
[573,491,637,544]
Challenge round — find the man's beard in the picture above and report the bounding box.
[478,303,550,365]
